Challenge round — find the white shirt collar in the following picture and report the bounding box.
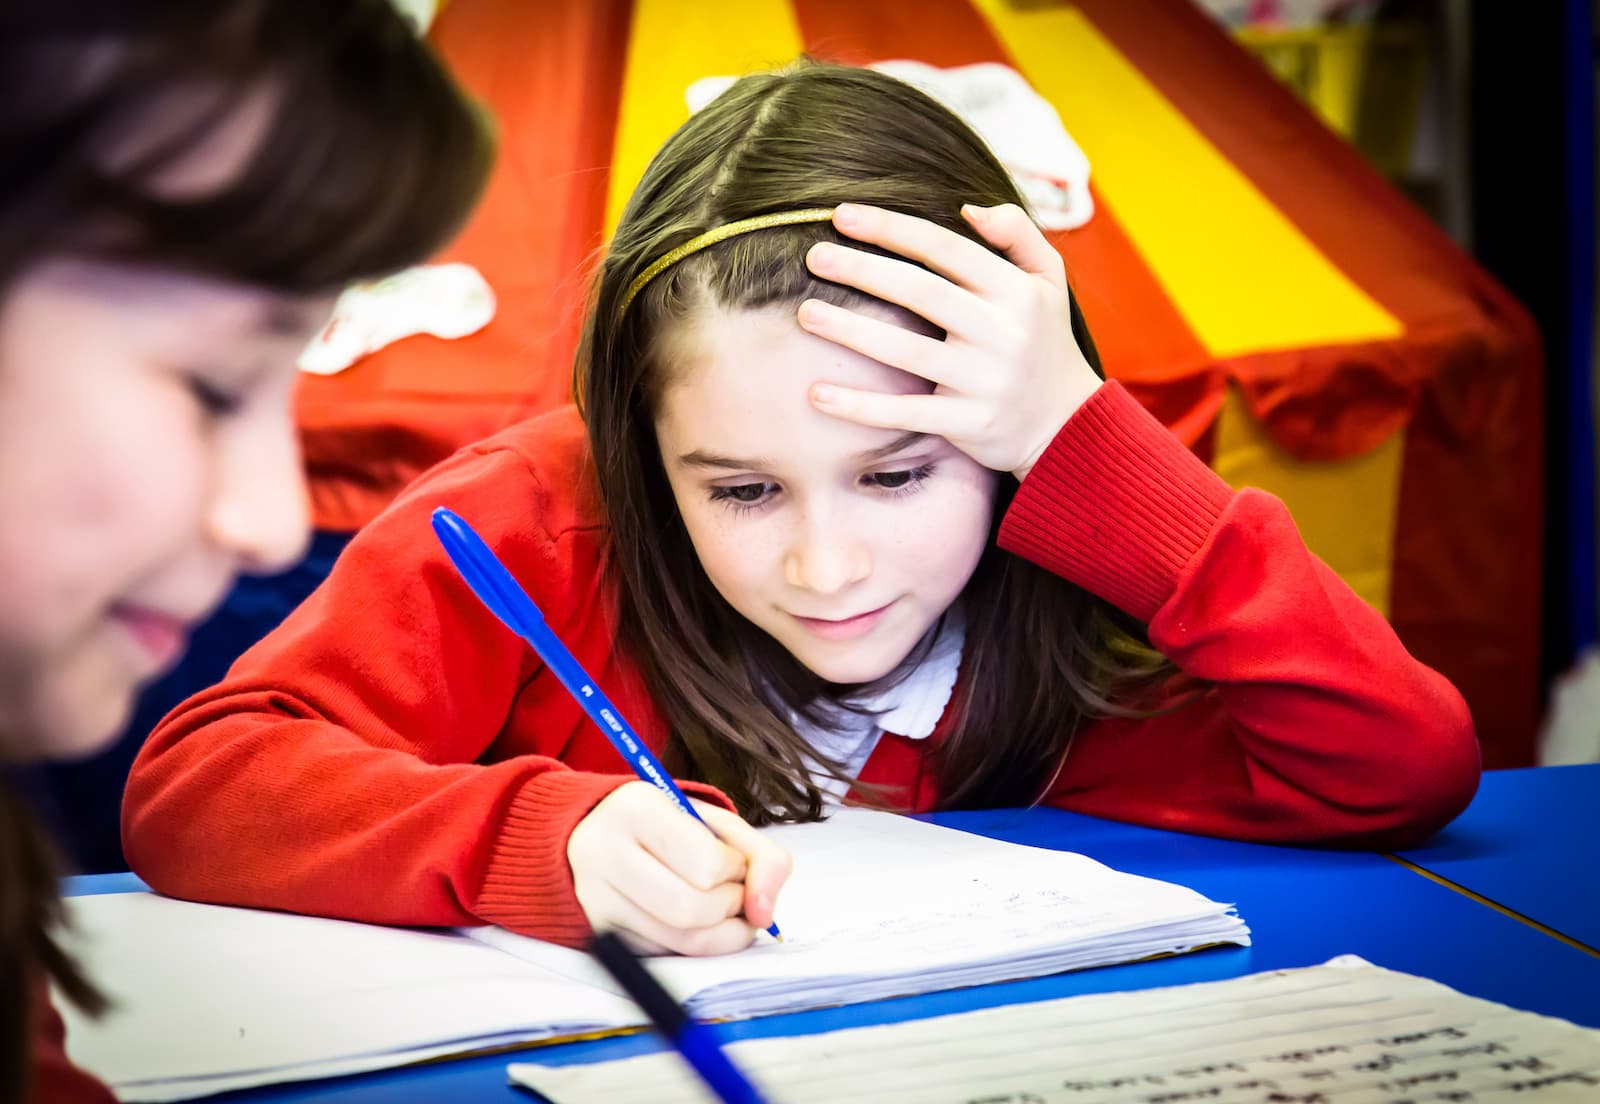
[868,612,966,741]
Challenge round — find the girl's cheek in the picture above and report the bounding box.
[93,409,214,581]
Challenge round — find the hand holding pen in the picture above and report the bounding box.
[568,783,790,956]
[431,508,791,956]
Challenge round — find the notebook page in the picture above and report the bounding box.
[471,809,1248,1018]
[510,959,1600,1103]
[58,892,640,1102]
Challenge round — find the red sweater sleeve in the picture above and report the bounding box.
[123,436,727,948]
[30,977,115,1104]
[998,382,1479,848]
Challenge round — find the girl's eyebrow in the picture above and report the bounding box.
[677,448,771,472]
[856,430,930,463]
[678,431,929,472]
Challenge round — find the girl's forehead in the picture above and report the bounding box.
[663,305,929,398]
[653,306,932,466]
[17,258,317,343]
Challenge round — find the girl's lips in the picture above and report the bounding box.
[111,605,190,670]
[790,602,894,641]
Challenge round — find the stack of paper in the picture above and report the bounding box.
[512,957,1600,1103]
[60,810,1248,1101]
[57,893,641,1101]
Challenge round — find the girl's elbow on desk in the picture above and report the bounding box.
[1331,687,1480,850]
[1400,712,1481,847]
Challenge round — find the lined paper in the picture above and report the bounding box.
[511,958,1600,1103]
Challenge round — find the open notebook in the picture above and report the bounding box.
[59,809,1248,1101]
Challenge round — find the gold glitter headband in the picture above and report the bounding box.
[618,207,837,317]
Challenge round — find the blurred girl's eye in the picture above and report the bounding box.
[187,377,244,418]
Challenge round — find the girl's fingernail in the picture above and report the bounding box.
[808,242,837,271]
[797,299,824,325]
[962,203,987,222]
[812,383,840,406]
[833,203,862,227]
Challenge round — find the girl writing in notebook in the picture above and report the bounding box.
[123,62,1478,960]
[0,4,491,1101]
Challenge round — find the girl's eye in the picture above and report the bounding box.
[866,463,935,494]
[708,481,776,512]
[722,483,768,503]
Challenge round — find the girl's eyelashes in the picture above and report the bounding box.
[708,481,778,514]
[866,462,935,495]
[706,462,936,515]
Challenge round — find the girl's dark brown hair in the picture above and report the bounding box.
[0,2,493,1096]
[578,61,1175,826]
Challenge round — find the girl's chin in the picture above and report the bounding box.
[792,645,920,690]
[10,665,139,763]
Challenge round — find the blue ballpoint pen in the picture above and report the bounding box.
[591,931,771,1104]
[430,506,783,941]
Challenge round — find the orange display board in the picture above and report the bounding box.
[294,0,1542,765]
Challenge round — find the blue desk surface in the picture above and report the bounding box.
[68,807,1600,1103]
[1397,764,1599,950]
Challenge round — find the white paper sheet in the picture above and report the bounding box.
[511,958,1600,1103]
[57,894,639,1102]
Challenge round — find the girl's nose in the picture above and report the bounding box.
[784,518,872,596]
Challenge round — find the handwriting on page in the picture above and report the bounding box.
[1015,1024,1597,1102]
[509,961,1600,1104]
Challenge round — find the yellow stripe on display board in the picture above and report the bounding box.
[970,2,1404,358]
[1211,387,1401,615]
[605,0,805,235]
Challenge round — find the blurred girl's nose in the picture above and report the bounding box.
[208,414,310,574]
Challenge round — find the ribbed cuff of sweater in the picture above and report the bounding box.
[998,381,1235,623]
[473,768,735,947]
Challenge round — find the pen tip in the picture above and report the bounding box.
[774,934,784,943]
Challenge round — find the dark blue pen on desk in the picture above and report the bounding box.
[429,506,782,942]
[591,931,771,1104]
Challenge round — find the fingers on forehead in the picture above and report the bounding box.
[835,205,1000,282]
